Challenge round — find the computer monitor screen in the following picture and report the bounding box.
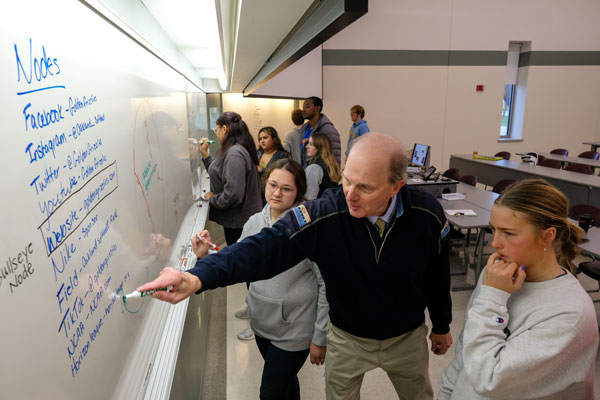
[411,144,430,167]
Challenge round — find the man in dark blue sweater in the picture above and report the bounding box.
[139,132,453,399]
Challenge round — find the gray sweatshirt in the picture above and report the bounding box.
[439,270,598,399]
[241,204,329,351]
[203,144,262,228]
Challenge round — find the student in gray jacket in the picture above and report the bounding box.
[197,158,328,400]
[198,111,262,245]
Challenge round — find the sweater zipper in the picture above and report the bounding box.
[364,217,397,263]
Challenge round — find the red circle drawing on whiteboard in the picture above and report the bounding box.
[132,101,167,261]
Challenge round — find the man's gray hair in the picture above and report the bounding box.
[388,148,408,183]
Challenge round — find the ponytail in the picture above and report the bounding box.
[557,221,584,273]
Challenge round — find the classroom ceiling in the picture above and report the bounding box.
[230,0,315,93]
[141,0,315,92]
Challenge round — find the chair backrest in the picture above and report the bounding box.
[442,168,460,180]
[578,151,600,160]
[569,204,600,227]
[550,148,569,156]
[494,151,511,160]
[537,158,562,169]
[537,154,546,163]
[564,163,593,175]
[492,179,517,194]
[459,175,477,186]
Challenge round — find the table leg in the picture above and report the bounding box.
[451,228,485,292]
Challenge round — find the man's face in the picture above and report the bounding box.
[303,99,318,119]
[342,150,405,218]
[350,109,360,123]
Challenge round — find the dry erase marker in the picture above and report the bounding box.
[193,139,216,145]
[122,286,173,301]
[195,234,220,251]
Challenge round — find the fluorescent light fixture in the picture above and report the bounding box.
[142,0,227,90]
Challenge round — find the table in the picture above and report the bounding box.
[450,154,600,205]
[580,226,600,259]
[583,141,600,152]
[456,182,499,211]
[537,152,600,169]
[438,192,493,291]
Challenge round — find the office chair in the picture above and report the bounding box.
[442,168,460,180]
[570,204,600,302]
[569,204,600,227]
[537,158,562,169]
[494,151,511,160]
[549,148,569,156]
[578,151,599,160]
[492,179,517,194]
[564,163,593,175]
[459,175,477,186]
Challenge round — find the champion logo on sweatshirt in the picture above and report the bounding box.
[496,317,504,324]
[292,205,311,227]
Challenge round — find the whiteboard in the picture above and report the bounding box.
[0,0,207,398]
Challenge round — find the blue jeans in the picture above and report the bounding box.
[254,335,310,400]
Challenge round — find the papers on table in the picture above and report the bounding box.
[445,209,477,217]
[441,192,465,201]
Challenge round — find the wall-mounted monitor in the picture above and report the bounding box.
[411,143,430,167]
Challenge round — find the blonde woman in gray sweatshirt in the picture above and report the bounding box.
[439,179,598,399]
[239,158,328,400]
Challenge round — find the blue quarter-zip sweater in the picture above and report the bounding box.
[188,185,452,340]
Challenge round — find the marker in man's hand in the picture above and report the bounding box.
[122,286,173,301]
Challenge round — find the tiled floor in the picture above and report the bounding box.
[225,254,600,399]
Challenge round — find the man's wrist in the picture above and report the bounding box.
[183,271,202,293]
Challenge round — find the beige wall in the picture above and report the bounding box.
[222,93,297,147]
[322,0,600,170]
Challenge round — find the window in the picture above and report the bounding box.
[500,43,521,138]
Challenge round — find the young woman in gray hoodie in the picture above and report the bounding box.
[194,158,328,400]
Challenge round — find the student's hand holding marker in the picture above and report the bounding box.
[136,267,201,305]
[198,137,211,159]
[191,230,219,258]
[483,252,526,294]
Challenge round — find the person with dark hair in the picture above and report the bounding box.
[305,132,341,200]
[193,158,328,400]
[283,109,306,163]
[139,132,452,400]
[198,111,262,245]
[257,126,289,178]
[346,105,370,159]
[299,96,341,167]
[439,179,598,399]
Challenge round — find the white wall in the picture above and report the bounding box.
[222,93,297,146]
[323,0,600,169]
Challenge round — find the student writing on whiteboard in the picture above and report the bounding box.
[197,111,262,245]
[199,159,328,399]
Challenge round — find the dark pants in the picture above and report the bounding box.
[223,226,243,246]
[223,227,249,289]
[255,335,310,400]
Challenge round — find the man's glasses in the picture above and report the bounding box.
[266,180,296,195]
